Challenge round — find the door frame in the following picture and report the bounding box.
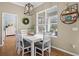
[1,12,18,46]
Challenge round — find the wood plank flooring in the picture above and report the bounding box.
[0,36,72,56]
[0,36,17,56]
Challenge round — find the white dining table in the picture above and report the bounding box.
[23,34,43,56]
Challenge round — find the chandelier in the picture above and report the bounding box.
[24,3,33,16]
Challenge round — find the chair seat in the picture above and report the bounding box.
[35,41,48,49]
[24,40,31,47]
[20,39,31,47]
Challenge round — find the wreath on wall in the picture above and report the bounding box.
[22,17,29,25]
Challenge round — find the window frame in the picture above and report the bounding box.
[36,6,59,38]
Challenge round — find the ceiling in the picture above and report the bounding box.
[11,2,44,8]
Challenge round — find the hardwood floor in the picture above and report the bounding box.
[0,36,17,56]
[0,36,72,56]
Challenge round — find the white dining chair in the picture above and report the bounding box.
[20,29,32,44]
[34,32,51,56]
[15,30,20,55]
[19,33,32,56]
[20,30,27,35]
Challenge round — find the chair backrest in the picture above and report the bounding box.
[20,30,27,35]
[15,30,21,40]
[15,30,21,49]
[16,33,24,48]
[15,30,25,48]
[19,31,25,48]
[42,32,51,49]
[20,30,28,39]
[43,32,51,43]
[15,30,19,42]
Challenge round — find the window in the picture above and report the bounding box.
[48,15,58,36]
[36,11,46,34]
[36,6,59,37]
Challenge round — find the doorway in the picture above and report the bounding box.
[2,12,18,46]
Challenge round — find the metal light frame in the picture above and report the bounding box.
[24,3,33,16]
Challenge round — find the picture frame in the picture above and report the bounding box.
[60,4,78,24]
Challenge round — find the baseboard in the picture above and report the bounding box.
[6,35,15,37]
[0,44,3,47]
[52,46,78,56]
[0,42,4,47]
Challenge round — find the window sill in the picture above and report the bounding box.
[51,34,57,38]
[52,35,57,38]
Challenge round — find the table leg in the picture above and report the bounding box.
[31,41,34,56]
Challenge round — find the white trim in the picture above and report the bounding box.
[34,3,45,8]
[37,10,45,14]
[36,10,46,34]
[52,46,78,56]
[10,2,25,7]
[36,5,59,34]
[2,12,5,47]
[10,2,44,8]
[47,5,57,10]
[36,13,38,34]
[1,12,18,47]
[0,44,3,47]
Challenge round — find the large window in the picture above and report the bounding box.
[36,11,46,34]
[48,15,58,36]
[36,6,59,37]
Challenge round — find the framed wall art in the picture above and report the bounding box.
[60,4,78,24]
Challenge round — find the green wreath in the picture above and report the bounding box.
[22,18,29,25]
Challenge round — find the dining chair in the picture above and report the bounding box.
[20,30,27,35]
[34,32,51,56]
[19,32,32,56]
[15,30,20,55]
[20,29,32,42]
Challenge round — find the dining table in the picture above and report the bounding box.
[23,34,43,56]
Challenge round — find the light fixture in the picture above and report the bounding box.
[24,3,33,16]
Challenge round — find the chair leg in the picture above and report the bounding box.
[17,48,21,55]
[42,51,44,56]
[22,49,24,56]
[48,47,51,56]
[35,47,36,56]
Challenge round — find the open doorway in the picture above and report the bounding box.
[5,13,17,36]
[2,12,18,46]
